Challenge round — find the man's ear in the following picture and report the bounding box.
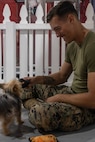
[67,14,75,24]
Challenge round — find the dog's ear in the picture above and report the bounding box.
[0,80,22,96]
[13,84,18,92]
[12,83,21,96]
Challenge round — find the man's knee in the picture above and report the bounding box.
[28,102,95,132]
[28,103,59,131]
[23,98,40,110]
[28,102,83,132]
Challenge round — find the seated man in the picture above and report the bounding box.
[21,1,95,132]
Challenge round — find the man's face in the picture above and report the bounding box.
[49,15,75,43]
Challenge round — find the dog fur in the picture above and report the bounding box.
[0,79,23,135]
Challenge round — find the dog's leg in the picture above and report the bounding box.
[16,115,24,125]
[2,117,13,136]
[16,108,24,125]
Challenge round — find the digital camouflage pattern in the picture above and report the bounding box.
[21,84,95,131]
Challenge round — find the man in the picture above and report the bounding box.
[21,1,95,132]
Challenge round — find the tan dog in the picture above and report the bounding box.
[0,79,23,135]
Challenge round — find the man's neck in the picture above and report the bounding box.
[75,25,89,45]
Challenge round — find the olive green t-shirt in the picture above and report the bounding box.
[65,31,95,93]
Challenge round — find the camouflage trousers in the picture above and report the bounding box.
[21,84,95,132]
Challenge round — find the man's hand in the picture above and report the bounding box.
[46,94,61,102]
[19,78,31,88]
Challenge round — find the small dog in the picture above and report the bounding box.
[0,79,24,135]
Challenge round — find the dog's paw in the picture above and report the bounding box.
[20,120,24,124]
[3,130,11,136]
[18,119,24,125]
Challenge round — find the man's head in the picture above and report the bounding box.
[47,1,78,23]
[47,1,80,43]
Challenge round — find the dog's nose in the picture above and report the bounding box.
[19,78,30,88]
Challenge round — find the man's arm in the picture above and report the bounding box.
[46,72,95,109]
[24,61,72,85]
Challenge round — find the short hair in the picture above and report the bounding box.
[47,1,78,23]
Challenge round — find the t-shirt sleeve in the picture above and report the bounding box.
[86,42,95,72]
[65,44,72,64]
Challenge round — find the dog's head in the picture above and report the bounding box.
[0,79,23,97]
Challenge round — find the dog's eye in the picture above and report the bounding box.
[19,78,25,82]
